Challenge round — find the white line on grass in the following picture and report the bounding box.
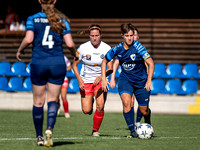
[0,136,197,141]
[156,137,198,139]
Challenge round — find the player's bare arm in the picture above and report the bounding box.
[63,34,78,58]
[72,57,84,90]
[110,59,119,88]
[94,59,113,85]
[144,57,154,91]
[16,31,34,61]
[101,58,110,92]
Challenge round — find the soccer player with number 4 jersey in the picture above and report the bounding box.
[101,23,154,138]
[16,0,77,147]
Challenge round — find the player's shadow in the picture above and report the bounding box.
[57,115,65,118]
[115,127,129,130]
[100,134,115,137]
[53,141,81,147]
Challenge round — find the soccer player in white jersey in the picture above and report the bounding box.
[73,24,113,136]
[57,56,71,118]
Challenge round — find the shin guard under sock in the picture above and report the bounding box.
[63,100,69,113]
[47,101,58,130]
[123,107,135,132]
[93,110,104,131]
[136,108,143,123]
[32,105,44,137]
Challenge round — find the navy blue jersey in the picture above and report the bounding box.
[26,12,71,65]
[105,41,151,88]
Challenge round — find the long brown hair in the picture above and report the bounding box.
[40,0,70,34]
[77,24,102,35]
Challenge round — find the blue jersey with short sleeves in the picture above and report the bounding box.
[26,12,71,65]
[105,41,151,88]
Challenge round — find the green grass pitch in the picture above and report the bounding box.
[0,110,200,150]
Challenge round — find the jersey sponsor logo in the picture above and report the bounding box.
[130,54,136,61]
[34,18,49,23]
[93,53,100,55]
[122,62,136,71]
[86,54,91,60]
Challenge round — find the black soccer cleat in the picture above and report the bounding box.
[127,130,138,138]
[37,136,44,146]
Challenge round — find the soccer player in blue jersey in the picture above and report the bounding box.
[16,0,77,147]
[101,23,154,138]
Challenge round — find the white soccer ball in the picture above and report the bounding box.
[136,123,154,139]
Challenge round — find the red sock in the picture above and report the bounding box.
[63,100,69,113]
[93,110,104,131]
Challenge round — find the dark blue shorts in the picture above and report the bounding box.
[30,64,66,86]
[118,77,150,106]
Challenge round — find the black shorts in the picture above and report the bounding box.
[30,64,66,86]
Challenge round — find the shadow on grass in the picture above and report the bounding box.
[53,141,82,147]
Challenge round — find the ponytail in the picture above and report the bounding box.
[40,0,70,34]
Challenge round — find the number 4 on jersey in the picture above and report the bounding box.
[42,26,54,49]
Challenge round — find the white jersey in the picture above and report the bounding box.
[77,41,111,83]
[64,56,71,81]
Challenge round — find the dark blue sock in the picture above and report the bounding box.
[136,108,143,123]
[123,107,135,132]
[47,101,58,130]
[32,105,44,137]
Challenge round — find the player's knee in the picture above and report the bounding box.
[82,108,93,115]
[96,104,104,113]
[33,97,45,107]
[123,100,130,108]
[122,102,131,113]
[33,101,44,107]
[61,95,66,101]
[96,107,104,113]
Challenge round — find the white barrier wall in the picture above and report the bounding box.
[0,92,196,114]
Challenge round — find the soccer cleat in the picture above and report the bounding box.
[65,113,70,118]
[127,131,138,138]
[44,128,53,147]
[144,109,151,125]
[92,131,100,137]
[37,136,44,146]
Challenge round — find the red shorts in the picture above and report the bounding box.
[80,82,102,96]
[61,80,69,89]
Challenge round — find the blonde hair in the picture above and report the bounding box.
[40,0,70,34]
